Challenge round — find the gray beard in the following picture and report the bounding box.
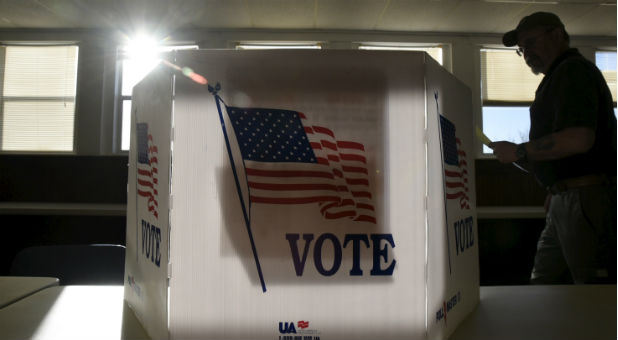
[526,56,544,75]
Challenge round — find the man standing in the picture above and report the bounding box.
[491,12,616,284]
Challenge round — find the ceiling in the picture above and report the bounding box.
[0,0,615,38]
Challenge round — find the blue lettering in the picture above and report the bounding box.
[454,216,474,255]
[436,309,444,321]
[468,217,474,247]
[314,233,342,276]
[446,294,458,312]
[142,220,150,258]
[286,233,396,277]
[370,234,396,276]
[140,219,161,267]
[279,322,297,334]
[343,234,370,276]
[154,226,161,266]
[150,224,156,262]
[286,234,314,276]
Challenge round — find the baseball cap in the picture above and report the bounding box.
[502,12,565,47]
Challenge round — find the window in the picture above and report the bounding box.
[358,44,443,66]
[235,42,322,50]
[595,50,617,104]
[0,45,78,152]
[117,43,197,151]
[480,48,543,154]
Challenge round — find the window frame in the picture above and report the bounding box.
[234,41,323,50]
[0,42,79,154]
[594,48,617,106]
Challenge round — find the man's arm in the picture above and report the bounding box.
[490,127,595,164]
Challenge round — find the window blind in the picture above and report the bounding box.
[595,51,617,103]
[1,45,78,152]
[481,49,543,103]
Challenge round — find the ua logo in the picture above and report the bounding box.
[279,322,297,334]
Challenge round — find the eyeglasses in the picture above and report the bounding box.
[515,28,555,56]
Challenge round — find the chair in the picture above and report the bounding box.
[10,244,126,285]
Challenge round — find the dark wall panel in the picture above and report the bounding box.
[0,155,128,203]
[475,159,547,285]
[478,218,545,285]
[0,155,129,275]
[475,159,547,206]
[1,156,549,284]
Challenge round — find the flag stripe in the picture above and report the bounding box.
[337,141,365,151]
[445,182,465,188]
[324,210,357,219]
[137,169,151,176]
[250,196,341,204]
[340,153,366,163]
[355,215,377,223]
[351,191,372,198]
[137,179,154,188]
[356,203,375,211]
[313,126,335,138]
[245,167,334,179]
[342,165,368,174]
[445,170,462,177]
[440,115,470,210]
[346,178,369,186]
[137,124,159,219]
[321,140,337,150]
[320,200,355,214]
[327,154,340,162]
[248,182,344,191]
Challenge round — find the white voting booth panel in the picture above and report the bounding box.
[124,50,479,339]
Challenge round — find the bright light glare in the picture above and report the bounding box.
[119,39,198,151]
[125,34,159,64]
[31,286,123,339]
[121,35,161,96]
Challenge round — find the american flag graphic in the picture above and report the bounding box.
[439,115,470,210]
[226,106,376,224]
[136,123,159,219]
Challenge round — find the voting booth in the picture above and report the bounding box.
[123,50,479,339]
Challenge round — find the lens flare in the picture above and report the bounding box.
[160,60,208,85]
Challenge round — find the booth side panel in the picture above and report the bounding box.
[168,49,428,339]
[424,56,480,339]
[123,65,173,340]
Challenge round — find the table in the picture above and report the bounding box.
[0,285,149,340]
[0,276,59,308]
[450,284,617,339]
[0,284,614,339]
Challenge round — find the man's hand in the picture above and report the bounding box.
[491,128,594,164]
[489,141,519,163]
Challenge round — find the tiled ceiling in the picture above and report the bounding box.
[0,0,615,37]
